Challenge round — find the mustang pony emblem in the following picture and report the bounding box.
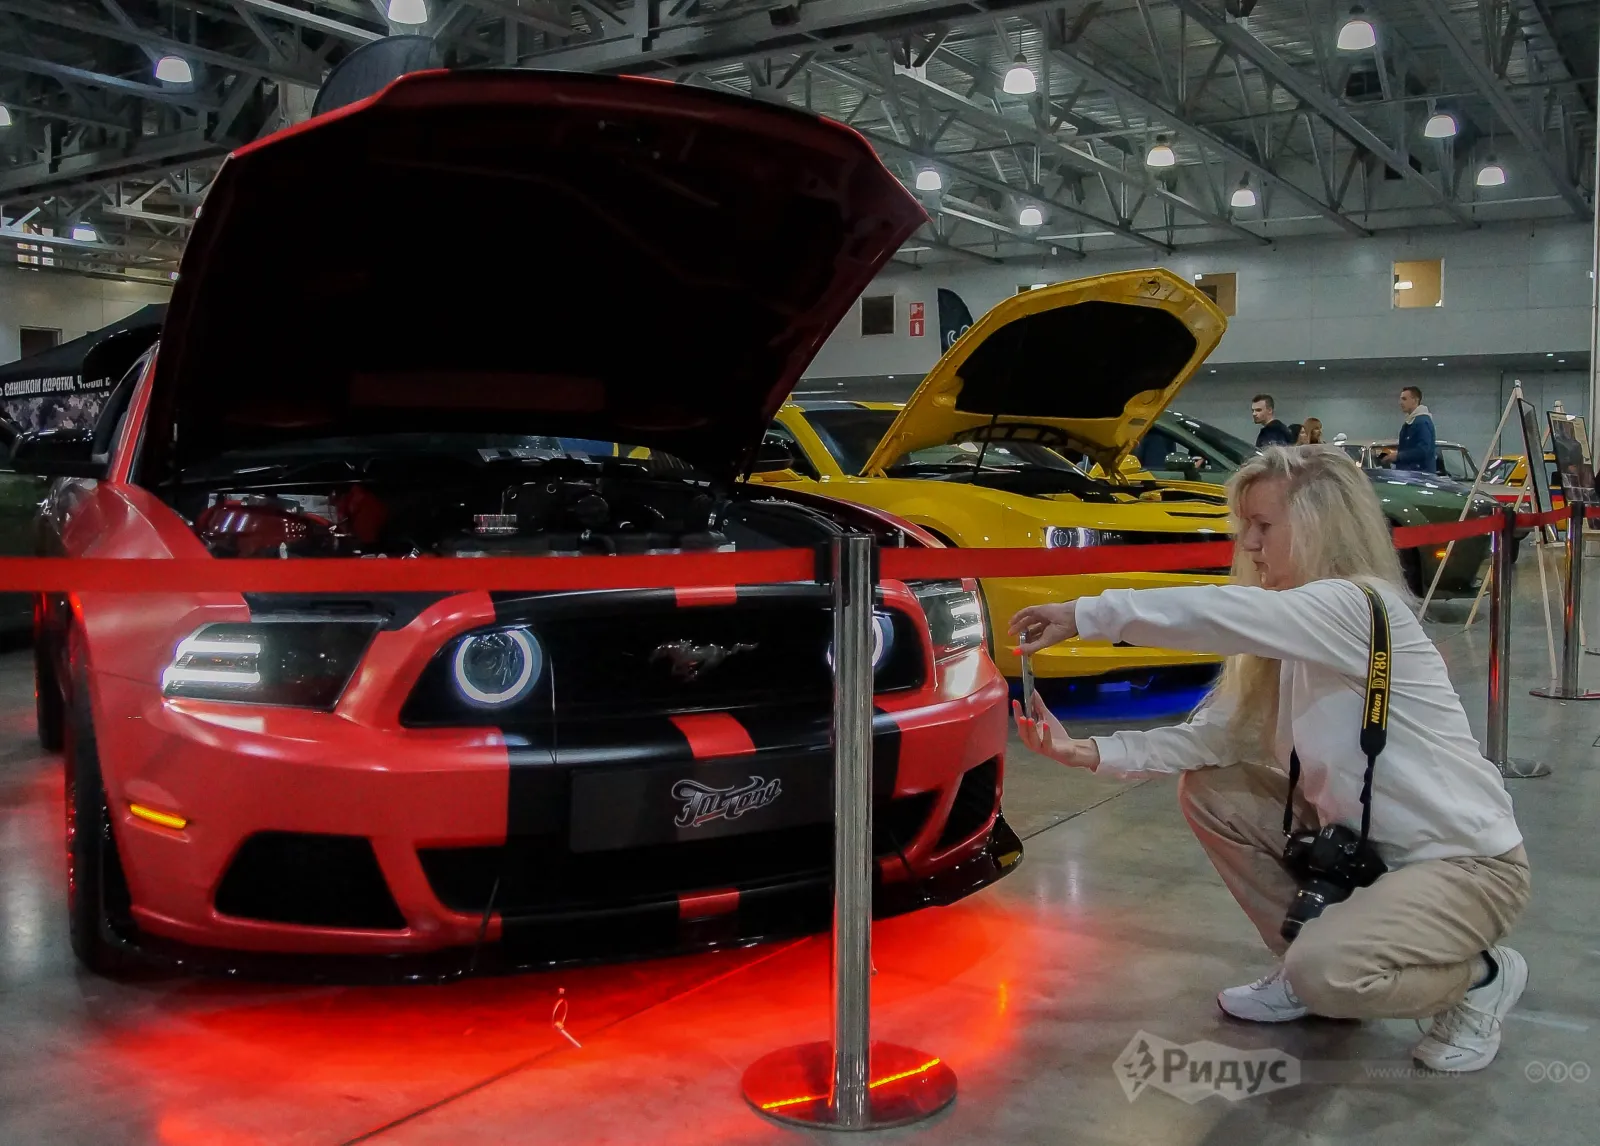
[672,777,782,828]
[650,639,758,681]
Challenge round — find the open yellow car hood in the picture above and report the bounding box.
[862,269,1226,476]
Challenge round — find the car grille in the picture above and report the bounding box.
[418,791,938,916]
[1101,530,1231,575]
[400,585,925,727]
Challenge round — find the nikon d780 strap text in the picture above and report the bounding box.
[1283,582,1391,843]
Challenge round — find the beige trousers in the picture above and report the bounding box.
[1177,762,1532,1020]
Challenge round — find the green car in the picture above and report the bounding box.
[1132,411,1498,597]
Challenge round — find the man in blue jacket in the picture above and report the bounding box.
[1384,386,1436,472]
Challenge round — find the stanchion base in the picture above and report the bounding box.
[1495,758,1552,779]
[742,1041,956,1130]
[1529,686,1600,700]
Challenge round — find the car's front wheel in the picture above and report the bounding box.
[63,654,135,976]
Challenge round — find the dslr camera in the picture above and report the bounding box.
[1280,824,1387,942]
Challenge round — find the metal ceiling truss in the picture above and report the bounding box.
[0,0,1591,278]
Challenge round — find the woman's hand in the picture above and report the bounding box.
[1012,691,1100,770]
[1008,602,1078,655]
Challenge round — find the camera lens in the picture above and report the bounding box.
[1280,880,1347,943]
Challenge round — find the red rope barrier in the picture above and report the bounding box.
[0,514,1510,592]
[0,551,818,593]
[1516,508,1567,530]
[1388,516,1502,548]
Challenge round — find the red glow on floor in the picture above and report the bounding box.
[75,897,1060,1143]
[757,1056,943,1112]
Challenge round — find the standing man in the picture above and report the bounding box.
[1384,386,1436,472]
[1252,394,1294,448]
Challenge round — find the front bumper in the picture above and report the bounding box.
[91,648,1014,976]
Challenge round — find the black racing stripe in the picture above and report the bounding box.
[491,587,678,621]
[734,705,830,754]
[553,716,695,768]
[731,706,900,805]
[504,668,560,838]
[506,715,693,839]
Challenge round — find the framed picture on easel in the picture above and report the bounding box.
[1517,397,1554,514]
[1549,412,1596,506]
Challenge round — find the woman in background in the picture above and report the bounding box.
[1296,418,1323,445]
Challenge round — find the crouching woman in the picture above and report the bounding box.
[1009,444,1531,1073]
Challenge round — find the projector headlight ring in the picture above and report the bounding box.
[452,627,543,707]
[826,611,895,672]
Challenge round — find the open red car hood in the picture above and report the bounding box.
[141,70,923,483]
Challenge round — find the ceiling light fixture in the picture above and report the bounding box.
[1336,7,1377,51]
[71,223,97,242]
[1146,135,1177,168]
[153,55,194,84]
[1018,205,1043,227]
[1230,175,1257,209]
[1394,280,1414,290]
[1003,55,1036,95]
[0,105,11,128]
[387,0,429,22]
[1476,160,1507,187]
[1423,112,1457,139]
[915,168,942,191]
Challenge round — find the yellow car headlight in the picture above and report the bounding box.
[1045,526,1102,548]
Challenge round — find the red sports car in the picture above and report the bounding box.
[22,70,1018,979]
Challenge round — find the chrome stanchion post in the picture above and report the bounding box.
[742,532,957,1130]
[831,530,873,1126]
[1488,509,1550,777]
[1531,501,1600,699]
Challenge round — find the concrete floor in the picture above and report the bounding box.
[2,561,1598,1145]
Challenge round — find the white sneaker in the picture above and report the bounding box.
[1217,965,1310,1023]
[1413,946,1528,1073]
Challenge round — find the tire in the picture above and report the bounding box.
[34,636,63,752]
[63,648,135,976]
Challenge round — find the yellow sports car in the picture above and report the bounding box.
[751,268,1234,684]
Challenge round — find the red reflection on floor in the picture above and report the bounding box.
[79,894,1067,1144]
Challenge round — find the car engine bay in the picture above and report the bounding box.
[175,448,834,558]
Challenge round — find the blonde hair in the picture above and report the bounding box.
[1208,444,1410,757]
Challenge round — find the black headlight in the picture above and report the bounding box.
[161,621,379,708]
[909,581,987,660]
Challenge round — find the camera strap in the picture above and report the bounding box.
[1282,582,1391,843]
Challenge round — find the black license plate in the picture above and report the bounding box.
[569,753,831,854]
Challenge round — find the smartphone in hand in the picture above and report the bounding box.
[1020,650,1035,713]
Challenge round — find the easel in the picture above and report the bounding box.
[1420,384,1561,682]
